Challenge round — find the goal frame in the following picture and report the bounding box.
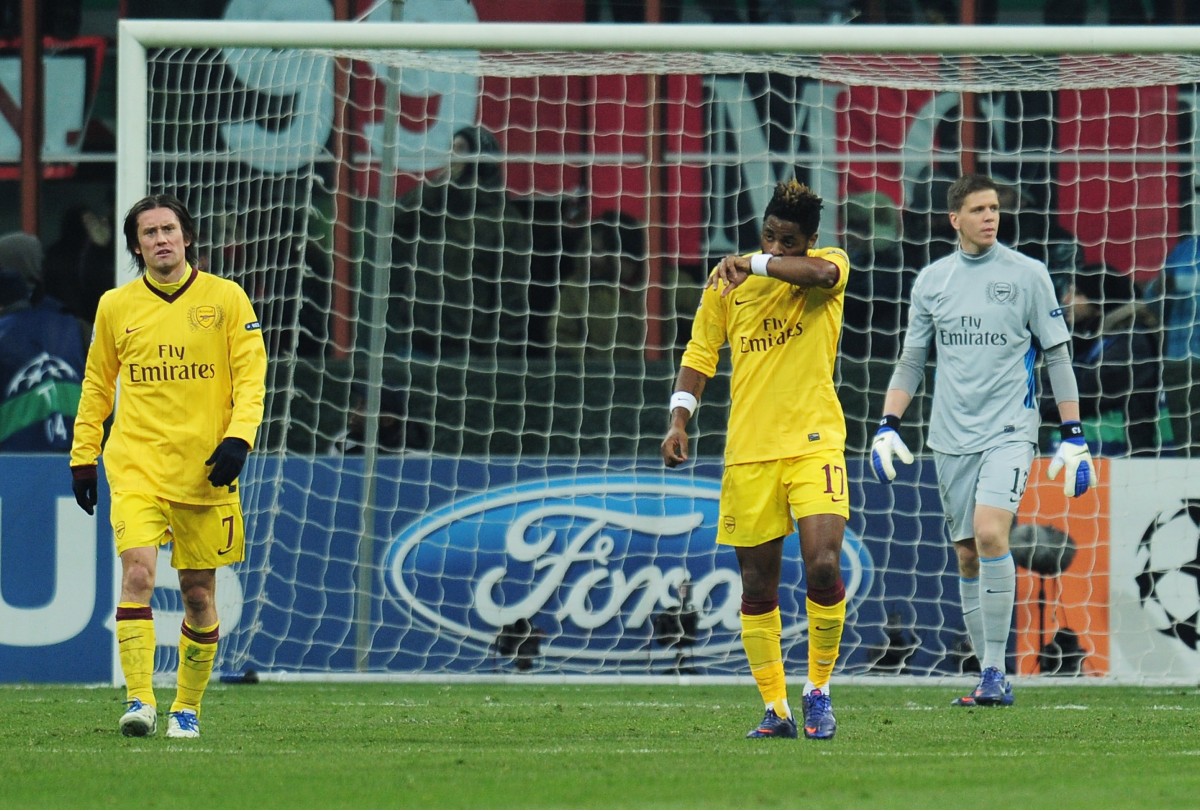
[115,19,1199,288]
[115,20,1200,686]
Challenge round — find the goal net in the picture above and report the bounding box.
[118,19,1200,684]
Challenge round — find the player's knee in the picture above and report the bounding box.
[801,545,841,587]
[121,565,155,600]
[974,535,1008,560]
[805,558,841,591]
[954,542,980,577]
[180,587,213,615]
[739,572,778,603]
[178,577,215,614]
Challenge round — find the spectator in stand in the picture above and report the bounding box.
[228,208,331,361]
[552,211,648,365]
[841,191,910,362]
[996,184,1083,292]
[0,263,87,452]
[0,232,47,307]
[44,204,117,326]
[904,182,1084,285]
[852,0,969,23]
[673,262,707,353]
[391,124,530,362]
[327,383,429,455]
[122,0,225,20]
[1145,235,1200,361]
[652,580,699,675]
[1044,0,1198,24]
[1062,264,1164,456]
[0,229,91,340]
[293,236,333,359]
[1,0,82,38]
[585,0,682,22]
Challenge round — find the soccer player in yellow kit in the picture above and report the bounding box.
[69,194,267,739]
[662,180,850,740]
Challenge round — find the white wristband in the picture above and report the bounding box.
[750,253,771,276]
[670,391,698,417]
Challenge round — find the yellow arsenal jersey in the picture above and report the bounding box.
[70,266,267,504]
[680,247,849,465]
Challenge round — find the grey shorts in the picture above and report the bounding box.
[932,441,1036,543]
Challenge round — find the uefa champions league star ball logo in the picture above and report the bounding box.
[1134,500,1200,650]
[6,352,80,444]
[5,352,79,398]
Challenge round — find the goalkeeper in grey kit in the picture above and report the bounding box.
[870,174,1095,707]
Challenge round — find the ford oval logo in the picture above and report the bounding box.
[385,474,874,665]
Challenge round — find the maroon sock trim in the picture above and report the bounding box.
[181,623,220,645]
[806,578,846,607]
[115,606,153,622]
[740,597,779,616]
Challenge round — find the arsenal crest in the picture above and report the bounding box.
[986,282,1020,305]
[187,305,225,331]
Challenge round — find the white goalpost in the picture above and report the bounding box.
[118,19,1200,684]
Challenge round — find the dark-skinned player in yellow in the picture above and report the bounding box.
[662,180,850,740]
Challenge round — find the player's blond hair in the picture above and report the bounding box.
[764,179,823,237]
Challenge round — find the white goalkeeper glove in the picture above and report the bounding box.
[871,415,914,483]
[1047,421,1098,498]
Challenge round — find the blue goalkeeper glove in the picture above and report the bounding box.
[1047,421,1097,497]
[871,415,914,483]
[71,464,98,515]
[206,437,250,487]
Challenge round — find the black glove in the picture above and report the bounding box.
[71,464,98,515]
[205,437,250,487]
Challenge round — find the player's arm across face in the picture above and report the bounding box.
[662,365,708,468]
[709,253,839,296]
[758,254,840,288]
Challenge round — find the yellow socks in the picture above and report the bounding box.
[805,596,846,691]
[115,607,222,717]
[171,621,219,715]
[741,607,790,718]
[741,592,846,715]
[116,602,156,707]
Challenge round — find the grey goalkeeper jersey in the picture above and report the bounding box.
[892,242,1070,454]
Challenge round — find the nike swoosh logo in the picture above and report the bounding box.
[814,625,837,631]
[734,298,756,305]
[218,547,232,556]
[830,497,845,503]
[125,326,142,333]
[985,588,1008,594]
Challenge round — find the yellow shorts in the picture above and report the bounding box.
[110,491,245,570]
[718,449,850,547]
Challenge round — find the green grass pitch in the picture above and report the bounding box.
[3,682,1198,809]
